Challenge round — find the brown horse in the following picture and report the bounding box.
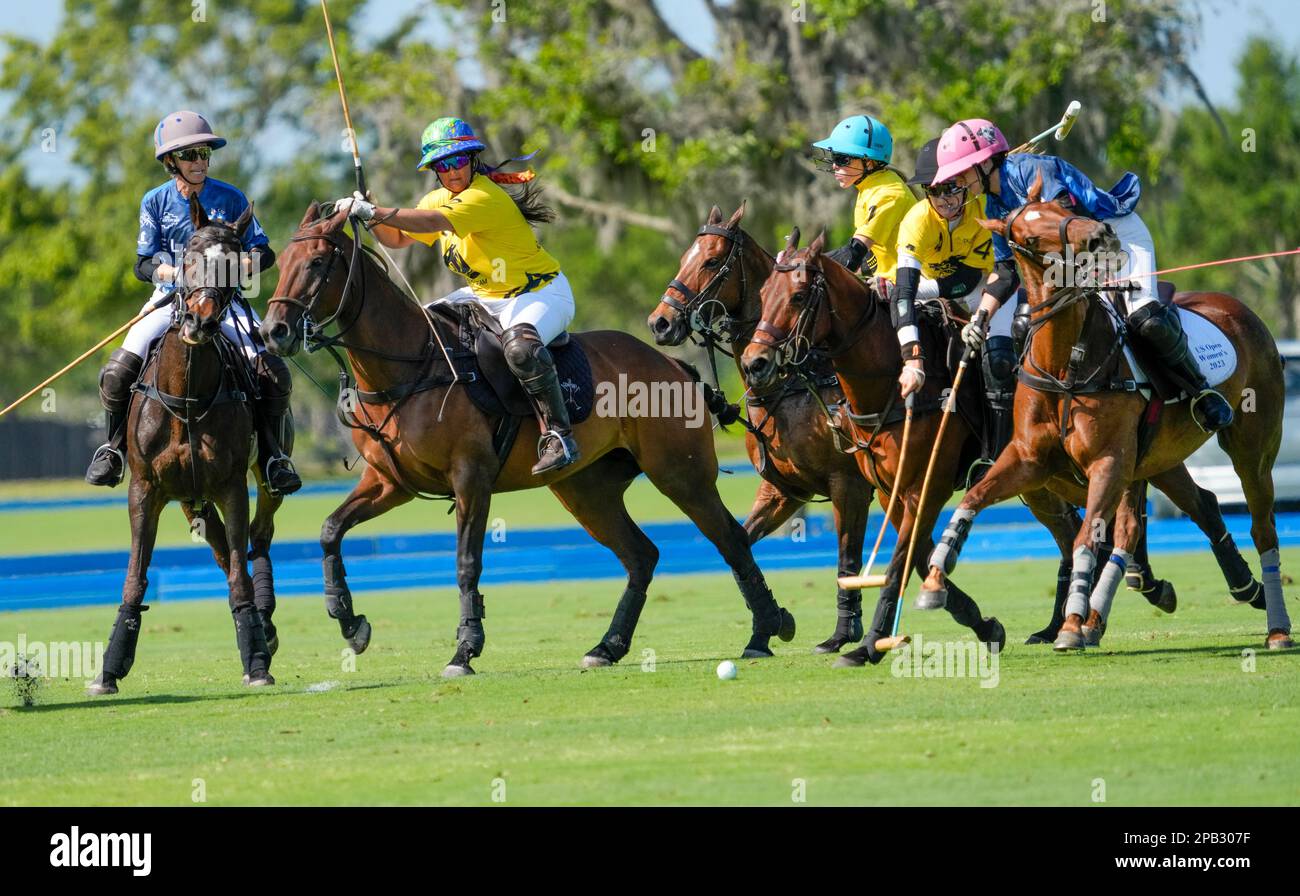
[920,175,1293,651]
[258,203,795,676]
[647,203,874,652]
[89,201,280,695]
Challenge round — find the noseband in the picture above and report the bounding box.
[660,223,752,342]
[749,260,830,370]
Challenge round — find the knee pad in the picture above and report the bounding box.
[1011,299,1032,356]
[1127,301,1181,352]
[983,336,1017,387]
[99,349,144,413]
[502,324,550,377]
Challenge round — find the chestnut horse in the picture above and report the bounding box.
[259,204,795,676]
[647,203,873,652]
[89,201,280,695]
[921,177,1293,651]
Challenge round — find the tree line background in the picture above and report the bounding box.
[2,0,1298,471]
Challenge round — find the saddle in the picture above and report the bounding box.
[425,302,595,425]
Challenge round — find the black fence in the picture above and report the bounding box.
[0,418,101,480]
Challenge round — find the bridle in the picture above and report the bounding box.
[660,223,755,345]
[750,258,874,373]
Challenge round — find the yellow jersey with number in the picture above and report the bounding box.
[852,168,916,282]
[404,173,561,299]
[896,195,995,279]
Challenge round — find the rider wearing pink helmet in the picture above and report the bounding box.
[935,117,1232,433]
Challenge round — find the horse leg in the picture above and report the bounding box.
[1148,465,1263,609]
[248,482,285,655]
[548,455,658,667]
[1053,456,1133,652]
[1121,482,1177,613]
[442,465,495,677]
[1080,483,1146,647]
[641,466,795,659]
[1021,491,1084,643]
[815,474,870,653]
[216,480,272,686]
[1220,434,1294,649]
[320,466,413,654]
[921,449,1054,608]
[88,478,165,696]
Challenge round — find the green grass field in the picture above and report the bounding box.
[2,552,1297,806]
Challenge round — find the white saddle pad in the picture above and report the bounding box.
[1120,306,1237,389]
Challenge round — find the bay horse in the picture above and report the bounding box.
[920,174,1293,651]
[89,200,280,695]
[647,203,874,653]
[258,203,796,676]
[741,229,1265,660]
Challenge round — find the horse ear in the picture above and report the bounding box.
[726,199,747,229]
[323,202,350,233]
[1027,170,1044,203]
[234,201,255,238]
[707,205,723,225]
[189,195,210,231]
[979,217,1008,235]
[785,226,801,252]
[299,202,320,229]
[809,230,827,257]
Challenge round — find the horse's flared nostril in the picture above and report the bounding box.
[266,321,290,343]
[649,314,671,336]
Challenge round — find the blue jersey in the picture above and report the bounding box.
[985,153,1141,262]
[136,178,270,293]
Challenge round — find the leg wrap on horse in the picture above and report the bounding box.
[1065,545,1097,620]
[1213,533,1263,605]
[1090,549,1132,622]
[833,587,864,641]
[101,603,148,680]
[734,563,781,633]
[930,508,977,575]
[943,581,984,630]
[323,554,362,636]
[250,549,275,617]
[232,604,272,678]
[600,587,647,660]
[1260,549,1292,634]
[455,590,487,659]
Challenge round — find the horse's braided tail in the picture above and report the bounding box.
[670,358,742,427]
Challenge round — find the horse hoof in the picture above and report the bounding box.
[442,663,475,678]
[1149,580,1177,614]
[741,646,774,659]
[1266,630,1295,651]
[981,617,1007,653]
[777,608,797,642]
[580,653,613,669]
[346,616,371,655]
[86,676,117,697]
[914,589,947,611]
[1082,626,1104,648]
[1053,631,1086,652]
[244,673,275,687]
[832,647,871,668]
[813,637,847,654]
[1024,628,1057,645]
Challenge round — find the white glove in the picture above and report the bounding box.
[961,310,989,349]
[334,192,376,222]
[899,363,926,398]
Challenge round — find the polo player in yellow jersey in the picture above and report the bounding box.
[335,117,579,474]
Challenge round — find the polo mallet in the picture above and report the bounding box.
[320,0,366,196]
[1012,100,1082,154]
[839,392,916,591]
[898,333,982,610]
[0,293,174,419]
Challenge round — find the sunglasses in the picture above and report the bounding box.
[830,153,861,168]
[432,153,472,174]
[925,182,966,199]
[173,146,213,162]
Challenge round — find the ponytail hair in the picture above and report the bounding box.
[474,155,556,225]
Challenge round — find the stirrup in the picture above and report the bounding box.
[85,444,125,487]
[532,430,578,474]
[1190,388,1233,434]
[263,454,302,496]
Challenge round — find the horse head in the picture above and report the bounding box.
[260,201,353,356]
[177,196,254,346]
[740,227,840,391]
[648,201,756,346]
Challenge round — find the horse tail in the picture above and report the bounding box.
[669,358,742,427]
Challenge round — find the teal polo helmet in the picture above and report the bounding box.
[812,115,893,164]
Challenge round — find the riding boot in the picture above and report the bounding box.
[1127,302,1233,432]
[85,349,144,487]
[502,324,580,475]
[252,352,302,496]
[982,335,1018,460]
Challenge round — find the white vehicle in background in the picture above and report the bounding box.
[1151,339,1300,517]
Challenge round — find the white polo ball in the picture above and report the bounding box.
[716,660,738,680]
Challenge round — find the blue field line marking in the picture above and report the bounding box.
[5,511,1300,612]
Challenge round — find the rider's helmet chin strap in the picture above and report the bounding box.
[855,159,881,187]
